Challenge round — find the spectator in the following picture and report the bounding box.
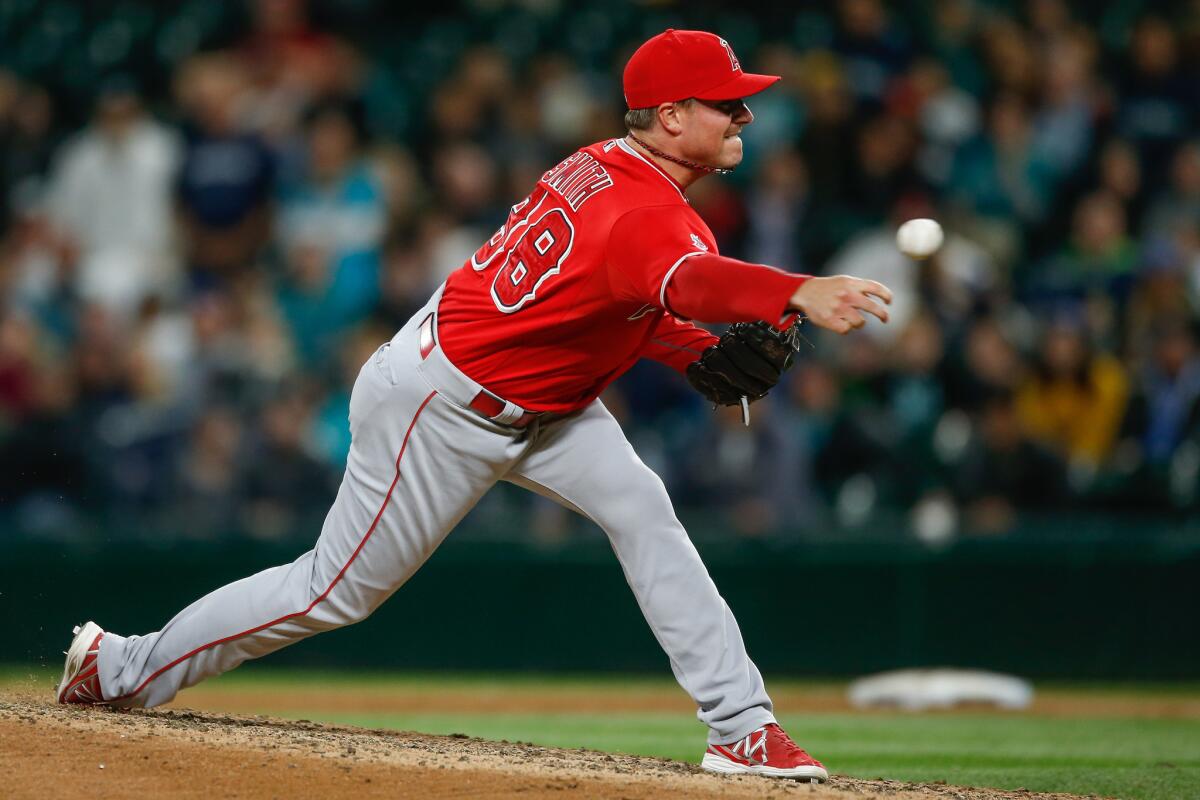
[127,295,196,407]
[1127,319,1200,468]
[947,93,1056,258]
[905,58,981,187]
[886,312,946,440]
[980,19,1038,97]
[46,78,181,316]
[0,77,57,233]
[175,53,275,285]
[809,335,903,509]
[678,402,802,538]
[952,390,1068,534]
[237,0,351,142]
[1114,16,1196,183]
[741,148,810,271]
[945,316,1026,413]
[0,196,70,317]
[925,0,987,96]
[1016,316,1129,470]
[308,323,391,468]
[241,387,335,539]
[188,280,295,408]
[0,359,87,516]
[833,0,912,109]
[1026,192,1136,347]
[0,310,41,423]
[1026,0,1073,44]
[430,140,502,226]
[1030,30,1097,183]
[1143,140,1200,239]
[796,51,858,257]
[846,114,923,224]
[780,360,842,514]
[880,313,951,504]
[735,45,806,178]
[1093,140,1145,232]
[276,98,387,362]
[534,53,603,149]
[1,2,1199,540]
[376,229,437,329]
[171,407,244,537]
[68,301,185,507]
[1124,239,1195,361]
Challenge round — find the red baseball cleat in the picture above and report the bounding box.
[56,622,107,705]
[701,723,828,782]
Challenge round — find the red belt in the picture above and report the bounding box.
[419,314,542,429]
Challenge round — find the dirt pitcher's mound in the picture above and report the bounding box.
[0,694,1101,800]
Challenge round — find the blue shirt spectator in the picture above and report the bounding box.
[175,54,275,282]
[276,99,387,362]
[179,130,273,230]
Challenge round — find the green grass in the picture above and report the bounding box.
[6,666,1199,800]
[795,714,1198,800]
[287,710,1199,800]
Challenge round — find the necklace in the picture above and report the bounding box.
[626,133,732,176]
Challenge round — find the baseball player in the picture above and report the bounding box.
[57,29,891,783]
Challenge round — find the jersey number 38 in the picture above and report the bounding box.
[471,188,575,313]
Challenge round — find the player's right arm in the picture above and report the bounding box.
[606,205,891,333]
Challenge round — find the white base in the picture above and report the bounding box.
[847,667,1034,710]
[701,752,828,782]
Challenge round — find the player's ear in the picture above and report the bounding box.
[657,102,685,137]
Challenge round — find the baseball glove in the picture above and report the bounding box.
[686,320,803,406]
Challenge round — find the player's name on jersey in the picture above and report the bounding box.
[540,151,614,211]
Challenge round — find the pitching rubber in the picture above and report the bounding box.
[700,752,828,782]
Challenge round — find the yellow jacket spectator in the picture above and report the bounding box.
[1017,320,1129,466]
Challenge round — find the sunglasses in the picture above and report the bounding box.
[694,98,749,117]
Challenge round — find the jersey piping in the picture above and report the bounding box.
[659,251,709,312]
[108,390,438,703]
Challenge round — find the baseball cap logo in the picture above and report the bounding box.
[718,37,741,72]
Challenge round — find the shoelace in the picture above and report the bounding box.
[729,727,768,763]
[763,724,810,761]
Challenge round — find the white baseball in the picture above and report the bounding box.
[896,218,944,259]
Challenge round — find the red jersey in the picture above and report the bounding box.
[438,138,721,412]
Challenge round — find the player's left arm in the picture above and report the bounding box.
[633,313,797,426]
[636,314,719,375]
[667,261,893,415]
[606,205,891,415]
[605,207,802,413]
[606,206,890,332]
[665,255,891,332]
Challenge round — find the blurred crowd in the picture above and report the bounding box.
[1,0,1199,543]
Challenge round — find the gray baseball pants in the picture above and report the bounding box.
[95,287,776,744]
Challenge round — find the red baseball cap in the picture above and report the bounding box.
[623,29,780,108]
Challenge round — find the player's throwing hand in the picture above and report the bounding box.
[787,275,893,334]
